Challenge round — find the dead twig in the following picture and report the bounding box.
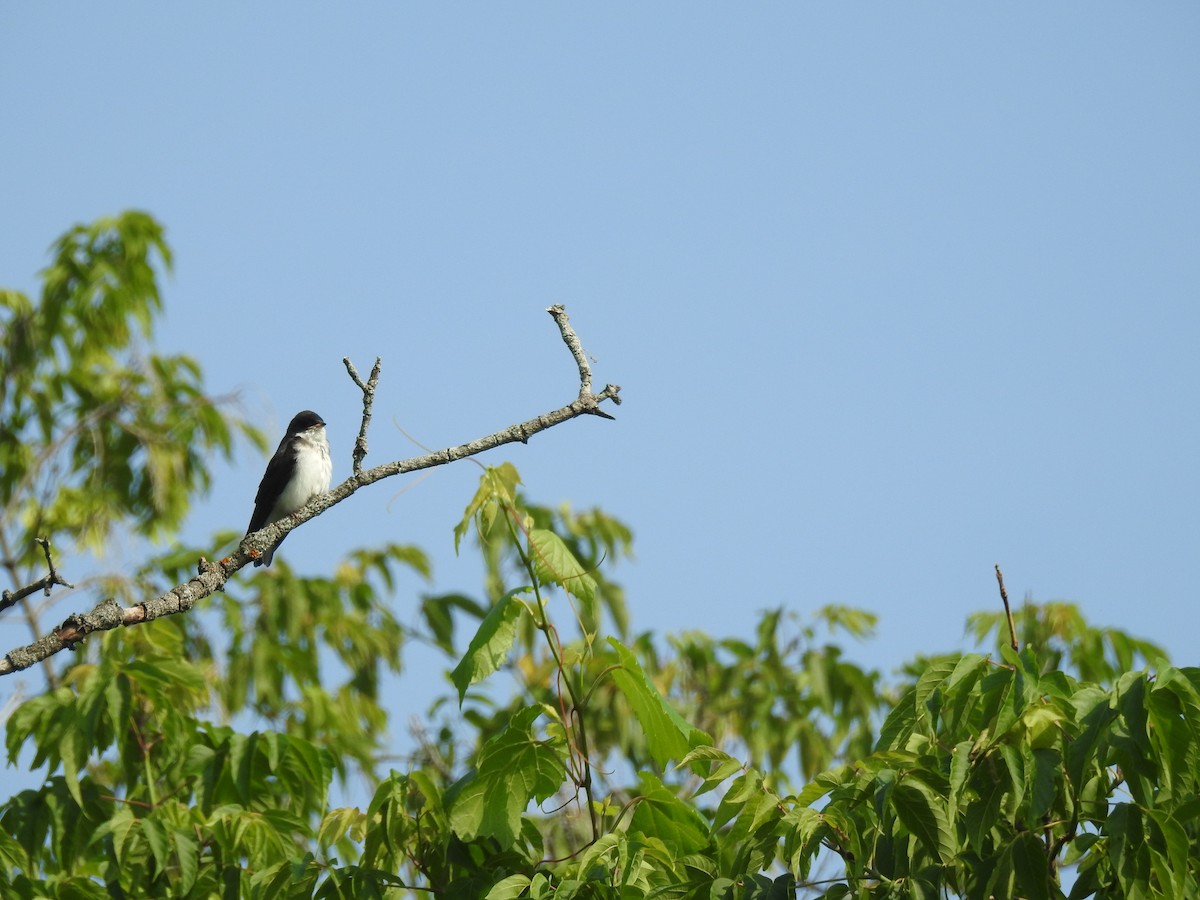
[994,563,1019,652]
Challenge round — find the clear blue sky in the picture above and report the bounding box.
[2,6,1198,799]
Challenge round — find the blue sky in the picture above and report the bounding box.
[2,5,1198,799]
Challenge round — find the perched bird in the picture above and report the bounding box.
[246,410,332,567]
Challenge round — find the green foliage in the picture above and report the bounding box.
[967,600,1169,683]
[3,214,1199,898]
[0,212,263,566]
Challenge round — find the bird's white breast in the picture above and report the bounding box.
[270,429,332,522]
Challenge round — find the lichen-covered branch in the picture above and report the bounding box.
[343,355,382,475]
[0,308,620,676]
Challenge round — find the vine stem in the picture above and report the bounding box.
[505,507,601,843]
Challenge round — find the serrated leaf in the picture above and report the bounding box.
[141,817,169,873]
[451,591,524,704]
[606,637,709,768]
[48,877,111,899]
[679,746,743,797]
[578,832,622,874]
[455,463,521,552]
[629,772,710,855]
[1145,809,1188,900]
[0,827,28,873]
[60,728,84,808]
[875,688,917,751]
[171,828,199,894]
[529,528,596,605]
[449,706,565,848]
[485,874,531,899]
[892,777,955,863]
[949,740,973,814]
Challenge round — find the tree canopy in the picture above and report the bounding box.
[1,214,1196,899]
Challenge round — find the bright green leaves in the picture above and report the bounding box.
[214,542,423,778]
[608,637,709,768]
[967,600,1168,684]
[455,465,633,640]
[452,589,525,703]
[799,658,1200,898]
[456,461,522,553]
[664,607,882,786]
[529,528,597,607]
[0,212,265,568]
[0,638,338,896]
[449,707,565,847]
[2,216,1197,900]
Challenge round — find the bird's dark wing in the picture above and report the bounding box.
[247,436,298,533]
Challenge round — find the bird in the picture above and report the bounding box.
[246,410,332,567]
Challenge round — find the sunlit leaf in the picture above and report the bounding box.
[607,637,710,768]
[450,590,525,703]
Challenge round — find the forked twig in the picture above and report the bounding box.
[0,539,75,616]
[343,356,382,475]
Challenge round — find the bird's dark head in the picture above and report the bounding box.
[286,410,326,434]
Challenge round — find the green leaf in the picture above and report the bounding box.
[606,637,710,768]
[679,746,744,797]
[948,740,973,815]
[455,463,521,552]
[485,874,531,899]
[1145,809,1188,900]
[171,828,199,894]
[1030,748,1060,820]
[529,528,597,605]
[46,877,111,899]
[892,777,955,863]
[420,592,488,654]
[1010,832,1051,900]
[141,817,169,873]
[628,772,710,855]
[450,590,525,704]
[449,706,565,847]
[875,688,917,751]
[59,727,84,809]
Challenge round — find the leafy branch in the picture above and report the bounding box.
[0,305,620,676]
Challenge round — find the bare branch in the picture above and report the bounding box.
[0,539,75,616]
[343,356,382,475]
[994,563,1019,652]
[0,309,620,676]
[547,305,621,420]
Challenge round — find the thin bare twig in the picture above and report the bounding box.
[0,309,620,676]
[343,356,382,475]
[0,539,75,616]
[995,563,1019,652]
[547,305,620,420]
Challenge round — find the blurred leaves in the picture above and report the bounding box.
[0,212,264,573]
